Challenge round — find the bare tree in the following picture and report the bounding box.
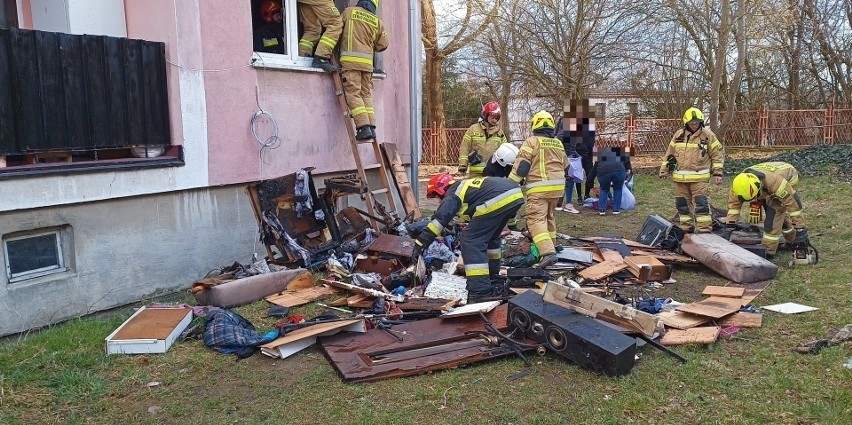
[421,0,503,132]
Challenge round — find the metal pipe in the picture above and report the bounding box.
[408,0,422,196]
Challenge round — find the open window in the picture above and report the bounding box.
[250,0,383,75]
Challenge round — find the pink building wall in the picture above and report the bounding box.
[199,1,412,186]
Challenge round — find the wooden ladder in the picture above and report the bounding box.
[328,68,398,229]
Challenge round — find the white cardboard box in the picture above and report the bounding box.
[105,306,193,355]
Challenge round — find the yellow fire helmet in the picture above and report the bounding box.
[531,110,555,132]
[682,107,705,125]
[732,172,762,201]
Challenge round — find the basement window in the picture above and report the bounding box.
[3,229,67,282]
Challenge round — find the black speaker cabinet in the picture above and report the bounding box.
[508,290,637,376]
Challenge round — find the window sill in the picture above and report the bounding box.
[250,52,387,80]
[0,156,184,180]
[5,268,76,289]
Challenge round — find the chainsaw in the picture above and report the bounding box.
[789,241,819,267]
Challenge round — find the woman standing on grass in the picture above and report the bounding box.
[592,146,632,215]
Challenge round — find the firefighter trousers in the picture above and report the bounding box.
[526,193,560,256]
[762,193,802,255]
[297,0,342,58]
[674,181,711,233]
[341,69,374,128]
[461,203,523,296]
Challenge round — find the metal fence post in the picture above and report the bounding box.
[759,105,769,147]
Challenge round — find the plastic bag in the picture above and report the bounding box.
[621,183,637,210]
[568,154,585,183]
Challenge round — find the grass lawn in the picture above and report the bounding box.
[1,174,851,424]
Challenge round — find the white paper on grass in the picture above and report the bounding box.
[762,302,819,314]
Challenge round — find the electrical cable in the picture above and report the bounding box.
[250,54,281,166]
[165,58,253,73]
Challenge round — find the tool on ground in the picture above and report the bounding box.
[473,311,542,381]
[790,241,818,266]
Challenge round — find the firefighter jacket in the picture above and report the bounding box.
[340,6,388,72]
[458,122,507,173]
[726,162,804,228]
[508,131,568,198]
[659,127,724,182]
[415,177,525,248]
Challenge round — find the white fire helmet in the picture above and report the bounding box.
[493,143,519,167]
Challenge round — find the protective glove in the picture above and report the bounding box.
[793,228,810,245]
[747,201,763,224]
[458,165,467,174]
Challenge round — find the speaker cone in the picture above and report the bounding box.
[509,309,531,331]
[547,327,567,350]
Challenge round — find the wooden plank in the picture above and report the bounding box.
[265,285,340,308]
[322,278,403,301]
[660,326,720,346]
[675,296,744,319]
[578,259,628,281]
[319,305,516,382]
[702,286,746,298]
[381,143,422,219]
[681,233,778,283]
[599,249,624,263]
[260,319,365,359]
[629,249,698,264]
[346,294,370,306]
[719,312,763,328]
[656,310,712,330]
[542,281,664,337]
[285,271,316,291]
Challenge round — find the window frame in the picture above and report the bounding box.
[4,229,67,282]
[250,0,385,79]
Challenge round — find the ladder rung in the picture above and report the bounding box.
[363,163,382,170]
[371,188,389,195]
[355,138,375,144]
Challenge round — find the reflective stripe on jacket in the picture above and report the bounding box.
[509,135,568,197]
[425,177,525,238]
[726,162,804,227]
[660,127,724,182]
[458,122,506,172]
[340,6,388,71]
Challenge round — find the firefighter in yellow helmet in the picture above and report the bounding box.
[509,111,569,268]
[340,0,388,141]
[726,162,808,258]
[297,0,343,72]
[458,101,507,176]
[659,107,725,233]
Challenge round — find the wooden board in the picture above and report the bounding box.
[578,259,628,281]
[629,249,699,264]
[260,319,365,359]
[681,233,778,283]
[285,271,316,291]
[542,281,664,337]
[319,304,523,382]
[265,285,340,307]
[322,278,403,301]
[113,308,192,340]
[702,286,746,298]
[381,143,422,219]
[675,296,744,319]
[719,312,763,328]
[660,326,720,346]
[656,310,712,330]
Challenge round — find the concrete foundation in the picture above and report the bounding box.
[0,185,257,337]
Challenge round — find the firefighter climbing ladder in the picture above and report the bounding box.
[328,67,398,229]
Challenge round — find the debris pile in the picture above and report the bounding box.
[725,144,852,181]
